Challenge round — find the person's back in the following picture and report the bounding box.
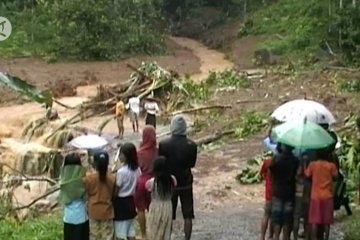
[85,172,115,220]
[159,115,197,240]
[128,96,140,114]
[271,152,299,201]
[159,136,197,187]
[305,160,337,200]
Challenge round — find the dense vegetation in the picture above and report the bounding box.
[240,0,360,66]
[0,0,165,60]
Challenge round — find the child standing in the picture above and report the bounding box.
[305,150,338,240]
[114,143,141,240]
[146,156,177,240]
[84,152,115,240]
[59,153,89,240]
[260,155,274,240]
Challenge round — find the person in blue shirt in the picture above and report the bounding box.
[59,153,89,240]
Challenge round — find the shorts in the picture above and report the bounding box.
[264,201,272,217]
[134,174,152,211]
[271,197,293,226]
[293,196,304,219]
[114,219,136,239]
[309,198,334,225]
[172,186,194,220]
[129,110,139,123]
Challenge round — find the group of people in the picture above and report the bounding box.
[260,123,344,240]
[59,115,197,240]
[115,95,160,139]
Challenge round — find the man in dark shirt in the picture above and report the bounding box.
[159,115,197,240]
[270,143,299,240]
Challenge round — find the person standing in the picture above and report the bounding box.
[59,153,89,240]
[270,143,299,240]
[159,115,197,240]
[127,95,140,133]
[114,143,141,240]
[305,150,338,240]
[84,152,115,240]
[115,97,125,139]
[260,155,274,240]
[146,156,177,240]
[144,99,160,128]
[135,125,157,239]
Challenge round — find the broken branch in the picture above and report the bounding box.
[171,105,232,116]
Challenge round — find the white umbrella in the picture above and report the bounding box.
[271,99,336,124]
[68,134,109,150]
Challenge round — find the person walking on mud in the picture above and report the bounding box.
[115,96,125,139]
[127,95,140,133]
[159,115,197,240]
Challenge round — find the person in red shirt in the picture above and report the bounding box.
[305,150,338,240]
[260,155,274,240]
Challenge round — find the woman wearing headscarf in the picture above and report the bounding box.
[134,125,157,239]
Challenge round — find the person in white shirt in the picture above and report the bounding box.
[127,95,140,132]
[114,143,141,240]
[144,98,160,128]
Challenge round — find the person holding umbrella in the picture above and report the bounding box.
[271,119,337,240]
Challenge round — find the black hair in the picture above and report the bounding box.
[94,151,109,183]
[317,148,330,161]
[120,142,138,171]
[64,153,81,166]
[320,123,330,130]
[153,156,173,199]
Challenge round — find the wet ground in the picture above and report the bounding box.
[0,35,350,239]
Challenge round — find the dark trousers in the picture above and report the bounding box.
[64,221,89,240]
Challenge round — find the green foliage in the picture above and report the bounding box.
[339,79,360,93]
[336,6,360,65]
[236,152,271,184]
[0,0,165,60]
[235,111,268,138]
[174,77,209,101]
[206,70,250,88]
[345,213,360,240]
[241,0,329,59]
[0,73,53,107]
[0,214,62,240]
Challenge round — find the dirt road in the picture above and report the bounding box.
[0,36,348,239]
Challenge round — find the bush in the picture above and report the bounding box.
[206,70,250,88]
[235,111,268,138]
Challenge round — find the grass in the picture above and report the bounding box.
[344,212,360,240]
[0,213,62,240]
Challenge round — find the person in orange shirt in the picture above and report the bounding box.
[305,150,338,240]
[115,97,125,139]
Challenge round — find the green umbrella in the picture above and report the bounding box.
[271,119,335,149]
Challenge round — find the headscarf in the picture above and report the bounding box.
[58,165,86,205]
[170,115,187,136]
[137,125,157,175]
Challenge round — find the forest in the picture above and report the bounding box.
[1,1,360,240]
[0,0,359,65]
